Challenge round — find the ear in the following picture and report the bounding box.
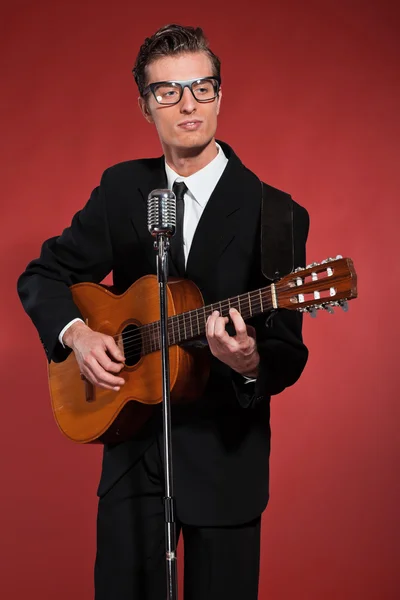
[138,96,154,124]
[216,88,222,115]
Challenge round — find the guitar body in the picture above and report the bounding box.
[48,275,210,444]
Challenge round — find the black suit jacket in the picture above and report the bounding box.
[18,141,309,526]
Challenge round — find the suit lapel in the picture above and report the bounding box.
[137,156,168,205]
[186,144,258,283]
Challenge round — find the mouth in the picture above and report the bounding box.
[177,120,203,131]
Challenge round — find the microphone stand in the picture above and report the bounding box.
[154,232,178,600]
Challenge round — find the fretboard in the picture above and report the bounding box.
[140,286,273,355]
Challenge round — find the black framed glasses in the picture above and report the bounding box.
[142,76,221,105]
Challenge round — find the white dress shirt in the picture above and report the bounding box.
[165,142,228,263]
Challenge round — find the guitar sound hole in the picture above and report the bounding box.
[121,324,142,367]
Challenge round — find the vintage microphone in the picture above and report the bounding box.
[147,188,178,600]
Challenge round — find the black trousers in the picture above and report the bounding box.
[95,436,261,600]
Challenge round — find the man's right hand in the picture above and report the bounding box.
[63,321,125,391]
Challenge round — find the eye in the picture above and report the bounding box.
[192,80,214,96]
[154,84,180,99]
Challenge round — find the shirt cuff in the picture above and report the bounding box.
[59,318,84,347]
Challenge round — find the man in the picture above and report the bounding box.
[18,24,309,600]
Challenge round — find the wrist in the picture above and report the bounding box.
[242,366,259,379]
[63,321,89,349]
[237,351,260,379]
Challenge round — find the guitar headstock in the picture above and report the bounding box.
[276,256,357,316]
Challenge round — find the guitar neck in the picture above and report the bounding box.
[138,256,357,355]
[172,286,274,342]
[141,286,274,354]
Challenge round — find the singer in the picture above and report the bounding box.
[17,24,309,600]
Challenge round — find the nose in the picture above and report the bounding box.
[179,86,196,113]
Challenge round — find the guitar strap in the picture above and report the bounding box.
[260,181,294,281]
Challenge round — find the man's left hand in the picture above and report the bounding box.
[206,308,260,378]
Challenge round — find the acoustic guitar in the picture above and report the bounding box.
[48,256,357,444]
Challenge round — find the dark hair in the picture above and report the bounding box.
[133,24,221,97]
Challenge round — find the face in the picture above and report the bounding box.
[139,52,222,155]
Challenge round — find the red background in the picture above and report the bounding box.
[1,1,399,598]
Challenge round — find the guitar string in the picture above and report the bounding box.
[118,293,276,354]
[120,281,340,357]
[120,275,344,352]
[114,273,332,353]
[104,277,326,356]
[105,282,294,350]
[121,298,275,359]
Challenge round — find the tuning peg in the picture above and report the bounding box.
[339,300,349,312]
[307,307,317,318]
[324,304,335,314]
[306,261,319,269]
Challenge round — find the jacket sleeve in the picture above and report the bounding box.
[17,170,113,363]
[233,201,310,408]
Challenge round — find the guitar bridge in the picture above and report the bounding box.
[80,374,95,402]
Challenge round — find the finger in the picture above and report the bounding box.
[206,310,221,338]
[85,355,125,388]
[213,315,230,341]
[103,335,125,363]
[229,308,248,342]
[94,347,125,374]
[82,367,123,391]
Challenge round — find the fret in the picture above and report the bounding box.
[174,316,179,342]
[150,324,155,353]
[196,309,200,336]
[264,288,270,310]
[171,315,176,343]
[259,289,263,313]
[237,296,241,314]
[241,294,249,318]
[171,317,175,345]
[154,323,159,351]
[183,313,187,340]
[146,325,151,353]
[189,312,193,339]
[248,292,252,316]
[230,296,239,312]
[177,314,182,342]
[145,326,150,354]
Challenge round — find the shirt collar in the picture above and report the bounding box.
[164,142,228,207]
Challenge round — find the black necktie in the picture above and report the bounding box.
[171,181,188,277]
